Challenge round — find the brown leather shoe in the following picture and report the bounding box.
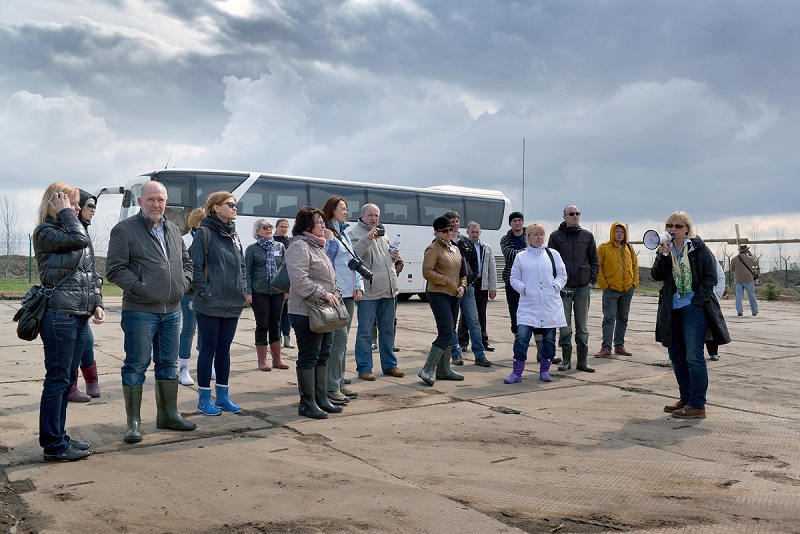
[383,367,405,378]
[663,400,686,413]
[359,372,376,381]
[614,346,632,356]
[672,405,706,419]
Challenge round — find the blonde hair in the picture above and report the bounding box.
[665,211,695,237]
[204,191,236,217]
[525,222,545,245]
[37,183,79,224]
[187,208,205,229]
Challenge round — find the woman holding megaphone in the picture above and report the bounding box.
[651,211,730,419]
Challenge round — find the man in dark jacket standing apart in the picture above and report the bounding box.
[548,205,599,373]
[106,181,197,443]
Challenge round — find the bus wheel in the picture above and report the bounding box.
[397,293,412,302]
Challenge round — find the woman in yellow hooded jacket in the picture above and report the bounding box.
[596,222,639,357]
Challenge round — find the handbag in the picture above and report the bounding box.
[305,290,350,333]
[13,269,73,341]
[271,262,291,293]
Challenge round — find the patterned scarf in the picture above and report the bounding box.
[670,243,693,298]
[301,231,327,248]
[257,237,277,279]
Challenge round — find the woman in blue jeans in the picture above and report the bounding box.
[191,192,246,415]
[285,206,343,419]
[34,183,105,461]
[652,211,730,420]
[418,216,467,386]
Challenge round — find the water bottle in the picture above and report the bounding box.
[390,234,401,253]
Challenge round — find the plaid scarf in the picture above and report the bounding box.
[257,237,277,279]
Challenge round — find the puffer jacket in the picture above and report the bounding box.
[348,219,399,300]
[191,215,246,318]
[324,221,364,299]
[245,240,287,295]
[510,245,568,329]
[34,208,103,316]
[651,236,730,348]
[547,222,599,287]
[107,212,191,313]
[285,236,338,316]
[596,222,639,292]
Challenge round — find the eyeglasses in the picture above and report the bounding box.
[85,203,96,210]
[223,202,237,209]
[665,223,685,229]
[566,212,581,217]
[262,225,273,230]
[314,220,326,225]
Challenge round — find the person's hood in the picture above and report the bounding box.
[557,221,583,233]
[78,189,97,209]
[608,221,627,245]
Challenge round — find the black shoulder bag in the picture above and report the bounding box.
[737,253,759,280]
[14,269,75,341]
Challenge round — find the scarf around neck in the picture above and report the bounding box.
[670,242,693,298]
[257,237,277,279]
[301,231,326,248]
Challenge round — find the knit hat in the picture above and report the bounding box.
[508,211,524,224]
[433,216,453,231]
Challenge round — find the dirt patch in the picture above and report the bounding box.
[202,518,398,533]
[0,472,49,533]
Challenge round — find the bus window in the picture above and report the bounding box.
[418,193,464,226]
[309,184,366,221]
[164,206,190,234]
[155,173,194,206]
[465,198,505,230]
[194,173,249,208]
[366,189,418,225]
[238,176,309,218]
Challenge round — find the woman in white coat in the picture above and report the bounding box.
[504,223,568,383]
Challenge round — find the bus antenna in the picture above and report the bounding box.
[164,151,173,169]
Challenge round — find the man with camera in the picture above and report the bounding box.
[731,244,759,317]
[548,204,599,373]
[349,204,405,380]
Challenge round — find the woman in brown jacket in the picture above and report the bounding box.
[418,216,468,385]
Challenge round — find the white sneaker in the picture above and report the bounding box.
[211,366,216,381]
[179,361,194,386]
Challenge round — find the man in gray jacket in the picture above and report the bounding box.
[348,204,405,380]
[106,181,197,443]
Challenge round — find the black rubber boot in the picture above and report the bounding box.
[155,379,197,431]
[419,345,443,386]
[297,368,327,419]
[314,364,343,414]
[436,349,465,381]
[123,384,143,443]
[576,346,595,373]
[557,346,572,372]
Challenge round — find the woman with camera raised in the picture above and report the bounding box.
[285,206,344,419]
[245,218,289,372]
[652,211,729,419]
[34,183,104,461]
[322,196,364,404]
[503,223,568,384]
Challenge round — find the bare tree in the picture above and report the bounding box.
[771,228,785,274]
[0,194,22,278]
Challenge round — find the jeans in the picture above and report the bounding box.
[455,285,485,358]
[558,285,591,349]
[355,298,397,374]
[251,292,285,345]
[280,300,291,336]
[79,325,95,368]
[428,292,460,351]
[735,282,759,315]
[328,297,355,390]
[505,282,520,334]
[179,295,198,361]
[40,312,88,454]
[195,313,239,387]
[513,325,556,362]
[601,286,635,350]
[668,303,708,409]
[290,314,333,370]
[120,310,181,387]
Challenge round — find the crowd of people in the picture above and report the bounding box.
[32,180,736,462]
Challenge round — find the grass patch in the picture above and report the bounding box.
[0,278,122,299]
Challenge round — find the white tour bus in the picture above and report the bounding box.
[111,169,512,300]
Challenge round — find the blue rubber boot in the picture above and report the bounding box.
[214,384,241,414]
[539,358,552,382]
[197,387,221,416]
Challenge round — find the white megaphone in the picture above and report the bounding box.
[643,230,672,250]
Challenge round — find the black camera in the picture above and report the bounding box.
[348,257,374,283]
[560,289,573,298]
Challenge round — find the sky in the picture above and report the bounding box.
[1,0,799,267]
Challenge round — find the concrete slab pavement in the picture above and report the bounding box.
[2,291,800,533]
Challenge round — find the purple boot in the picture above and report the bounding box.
[540,358,552,382]
[504,359,525,384]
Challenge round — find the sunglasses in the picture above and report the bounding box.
[438,227,454,232]
[665,223,685,229]
[566,211,581,216]
[222,202,237,209]
[85,203,96,210]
